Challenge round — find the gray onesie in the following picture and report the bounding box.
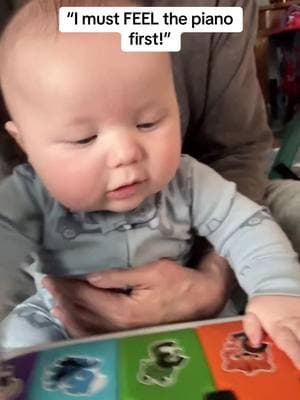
[1,155,300,349]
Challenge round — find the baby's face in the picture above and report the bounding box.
[4,33,181,212]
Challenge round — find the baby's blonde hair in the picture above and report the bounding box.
[0,0,144,165]
[0,0,145,60]
[1,0,143,45]
[0,0,144,105]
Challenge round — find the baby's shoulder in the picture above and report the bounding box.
[170,154,218,192]
[13,163,37,182]
[10,163,55,212]
[163,155,203,206]
[168,154,235,206]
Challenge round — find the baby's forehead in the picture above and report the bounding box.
[1,2,55,44]
[0,1,171,116]
[0,2,57,85]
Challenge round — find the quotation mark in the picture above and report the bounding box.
[66,11,78,25]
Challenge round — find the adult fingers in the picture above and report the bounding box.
[44,277,116,311]
[43,277,81,304]
[87,260,171,289]
[52,303,116,337]
[52,306,89,338]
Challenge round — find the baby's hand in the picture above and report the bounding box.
[244,295,300,369]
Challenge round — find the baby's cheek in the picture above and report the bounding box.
[156,145,181,185]
[39,162,105,210]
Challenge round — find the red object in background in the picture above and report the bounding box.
[283,5,300,32]
[271,5,300,35]
[281,58,297,97]
[278,5,300,108]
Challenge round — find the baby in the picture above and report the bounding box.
[1,0,300,368]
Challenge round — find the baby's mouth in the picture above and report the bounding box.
[107,180,145,200]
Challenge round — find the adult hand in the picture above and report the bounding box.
[43,252,234,338]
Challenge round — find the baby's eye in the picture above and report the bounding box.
[136,121,158,131]
[74,135,97,145]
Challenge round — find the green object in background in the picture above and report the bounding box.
[119,328,216,400]
[270,112,300,180]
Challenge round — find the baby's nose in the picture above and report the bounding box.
[106,134,143,168]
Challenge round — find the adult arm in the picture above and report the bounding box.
[0,165,42,317]
[181,0,272,203]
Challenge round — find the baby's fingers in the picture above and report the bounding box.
[272,324,300,369]
[243,312,264,347]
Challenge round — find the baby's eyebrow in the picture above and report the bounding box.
[137,100,160,112]
[65,116,94,126]
[137,103,168,117]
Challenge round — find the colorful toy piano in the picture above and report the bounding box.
[1,318,300,399]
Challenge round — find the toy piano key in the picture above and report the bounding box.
[119,328,217,399]
[2,318,300,399]
[196,320,300,400]
[0,353,37,400]
[25,339,118,399]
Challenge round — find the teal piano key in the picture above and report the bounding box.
[27,339,118,399]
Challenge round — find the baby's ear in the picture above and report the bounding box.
[4,120,24,148]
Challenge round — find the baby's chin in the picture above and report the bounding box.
[100,197,149,214]
[61,196,147,214]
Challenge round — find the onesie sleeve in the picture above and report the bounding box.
[187,155,300,297]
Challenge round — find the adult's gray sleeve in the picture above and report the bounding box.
[0,165,44,314]
[188,157,300,297]
[180,0,272,204]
